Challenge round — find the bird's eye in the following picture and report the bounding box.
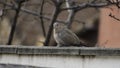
[54,23,59,28]
[55,23,59,26]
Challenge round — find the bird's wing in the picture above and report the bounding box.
[58,29,80,45]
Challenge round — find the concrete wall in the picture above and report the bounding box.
[0,46,120,68]
[0,54,120,68]
[0,64,43,68]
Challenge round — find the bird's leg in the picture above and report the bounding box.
[57,44,61,47]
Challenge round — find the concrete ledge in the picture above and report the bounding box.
[0,64,47,68]
[0,45,120,56]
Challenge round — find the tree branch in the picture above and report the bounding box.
[40,0,46,37]
[44,1,62,46]
[0,0,65,23]
[7,1,24,45]
[66,0,76,29]
[62,2,113,11]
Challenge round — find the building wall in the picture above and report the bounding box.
[0,46,119,68]
[0,54,120,68]
[99,5,120,48]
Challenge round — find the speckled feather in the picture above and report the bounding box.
[53,22,86,47]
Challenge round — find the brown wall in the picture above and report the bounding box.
[99,5,120,48]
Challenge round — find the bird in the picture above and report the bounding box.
[53,22,87,47]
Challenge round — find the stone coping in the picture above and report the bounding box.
[0,45,120,56]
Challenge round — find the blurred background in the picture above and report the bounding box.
[0,0,112,47]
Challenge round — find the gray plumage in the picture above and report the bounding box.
[53,22,86,47]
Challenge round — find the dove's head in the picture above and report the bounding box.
[54,22,67,29]
[53,22,67,33]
